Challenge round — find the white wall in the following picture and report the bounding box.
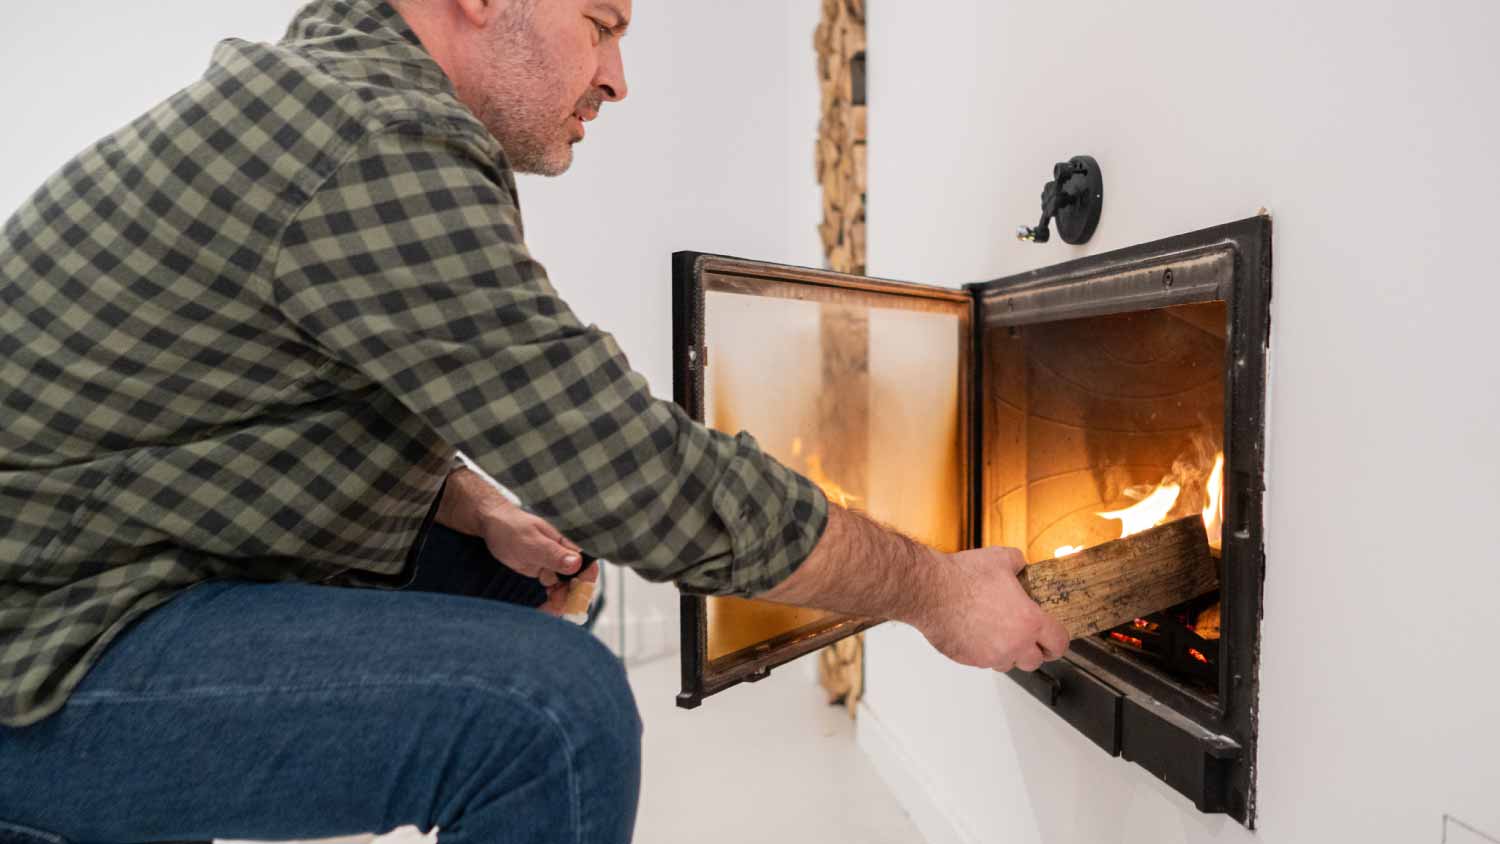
[0,1,310,216]
[861,2,1500,843]
[1,2,825,667]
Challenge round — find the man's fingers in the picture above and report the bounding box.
[539,583,569,617]
[1013,644,1046,673]
[534,520,582,553]
[538,570,559,588]
[556,550,582,575]
[510,534,579,576]
[1038,617,1071,660]
[995,546,1027,575]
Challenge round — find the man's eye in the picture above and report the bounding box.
[591,19,610,40]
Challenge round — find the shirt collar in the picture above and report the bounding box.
[282,0,455,94]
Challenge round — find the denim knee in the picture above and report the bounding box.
[528,620,642,760]
[421,618,642,840]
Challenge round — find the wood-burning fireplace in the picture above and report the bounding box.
[672,216,1271,826]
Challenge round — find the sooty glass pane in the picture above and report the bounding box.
[703,289,963,661]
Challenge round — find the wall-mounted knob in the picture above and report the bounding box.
[1016,155,1104,246]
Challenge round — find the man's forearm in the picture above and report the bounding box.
[756,503,946,626]
[757,503,1071,673]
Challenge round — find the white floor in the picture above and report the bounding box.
[222,651,922,844]
[629,654,924,844]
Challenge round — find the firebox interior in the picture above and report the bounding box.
[983,301,1228,695]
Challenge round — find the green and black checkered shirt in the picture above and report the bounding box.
[0,0,827,728]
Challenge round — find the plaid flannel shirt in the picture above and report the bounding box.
[0,0,827,727]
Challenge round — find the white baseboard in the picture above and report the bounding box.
[856,700,978,844]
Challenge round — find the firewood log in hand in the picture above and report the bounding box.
[1017,517,1218,639]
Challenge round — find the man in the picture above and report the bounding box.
[0,0,1069,841]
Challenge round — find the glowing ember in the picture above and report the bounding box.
[1202,452,1224,549]
[1195,603,1222,640]
[1187,647,1210,664]
[1098,482,1181,539]
[1109,632,1145,648]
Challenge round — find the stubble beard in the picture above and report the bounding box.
[472,20,578,177]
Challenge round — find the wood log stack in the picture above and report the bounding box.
[814,0,869,715]
[814,0,867,275]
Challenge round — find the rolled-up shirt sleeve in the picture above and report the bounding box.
[270,123,827,596]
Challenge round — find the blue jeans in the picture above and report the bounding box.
[0,527,642,843]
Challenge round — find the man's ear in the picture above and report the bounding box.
[452,0,500,28]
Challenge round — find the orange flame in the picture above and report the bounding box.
[1202,452,1224,549]
[1098,482,1182,539]
[791,437,860,508]
[1052,450,1224,559]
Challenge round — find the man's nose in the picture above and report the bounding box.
[597,42,628,102]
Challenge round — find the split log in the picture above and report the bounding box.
[1018,516,1218,638]
[561,580,595,616]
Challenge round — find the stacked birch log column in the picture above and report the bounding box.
[815,0,866,276]
[815,0,869,716]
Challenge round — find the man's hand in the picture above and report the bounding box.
[905,547,1070,673]
[758,504,1069,673]
[541,560,600,617]
[436,467,593,616]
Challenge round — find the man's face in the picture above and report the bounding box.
[469,0,630,176]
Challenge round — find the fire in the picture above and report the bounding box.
[1202,452,1224,549]
[1098,482,1182,539]
[1052,450,1225,558]
[791,437,860,508]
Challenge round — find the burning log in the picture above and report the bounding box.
[1018,516,1218,639]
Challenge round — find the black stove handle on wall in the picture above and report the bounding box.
[1015,155,1104,246]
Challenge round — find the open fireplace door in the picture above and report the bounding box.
[672,253,974,708]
